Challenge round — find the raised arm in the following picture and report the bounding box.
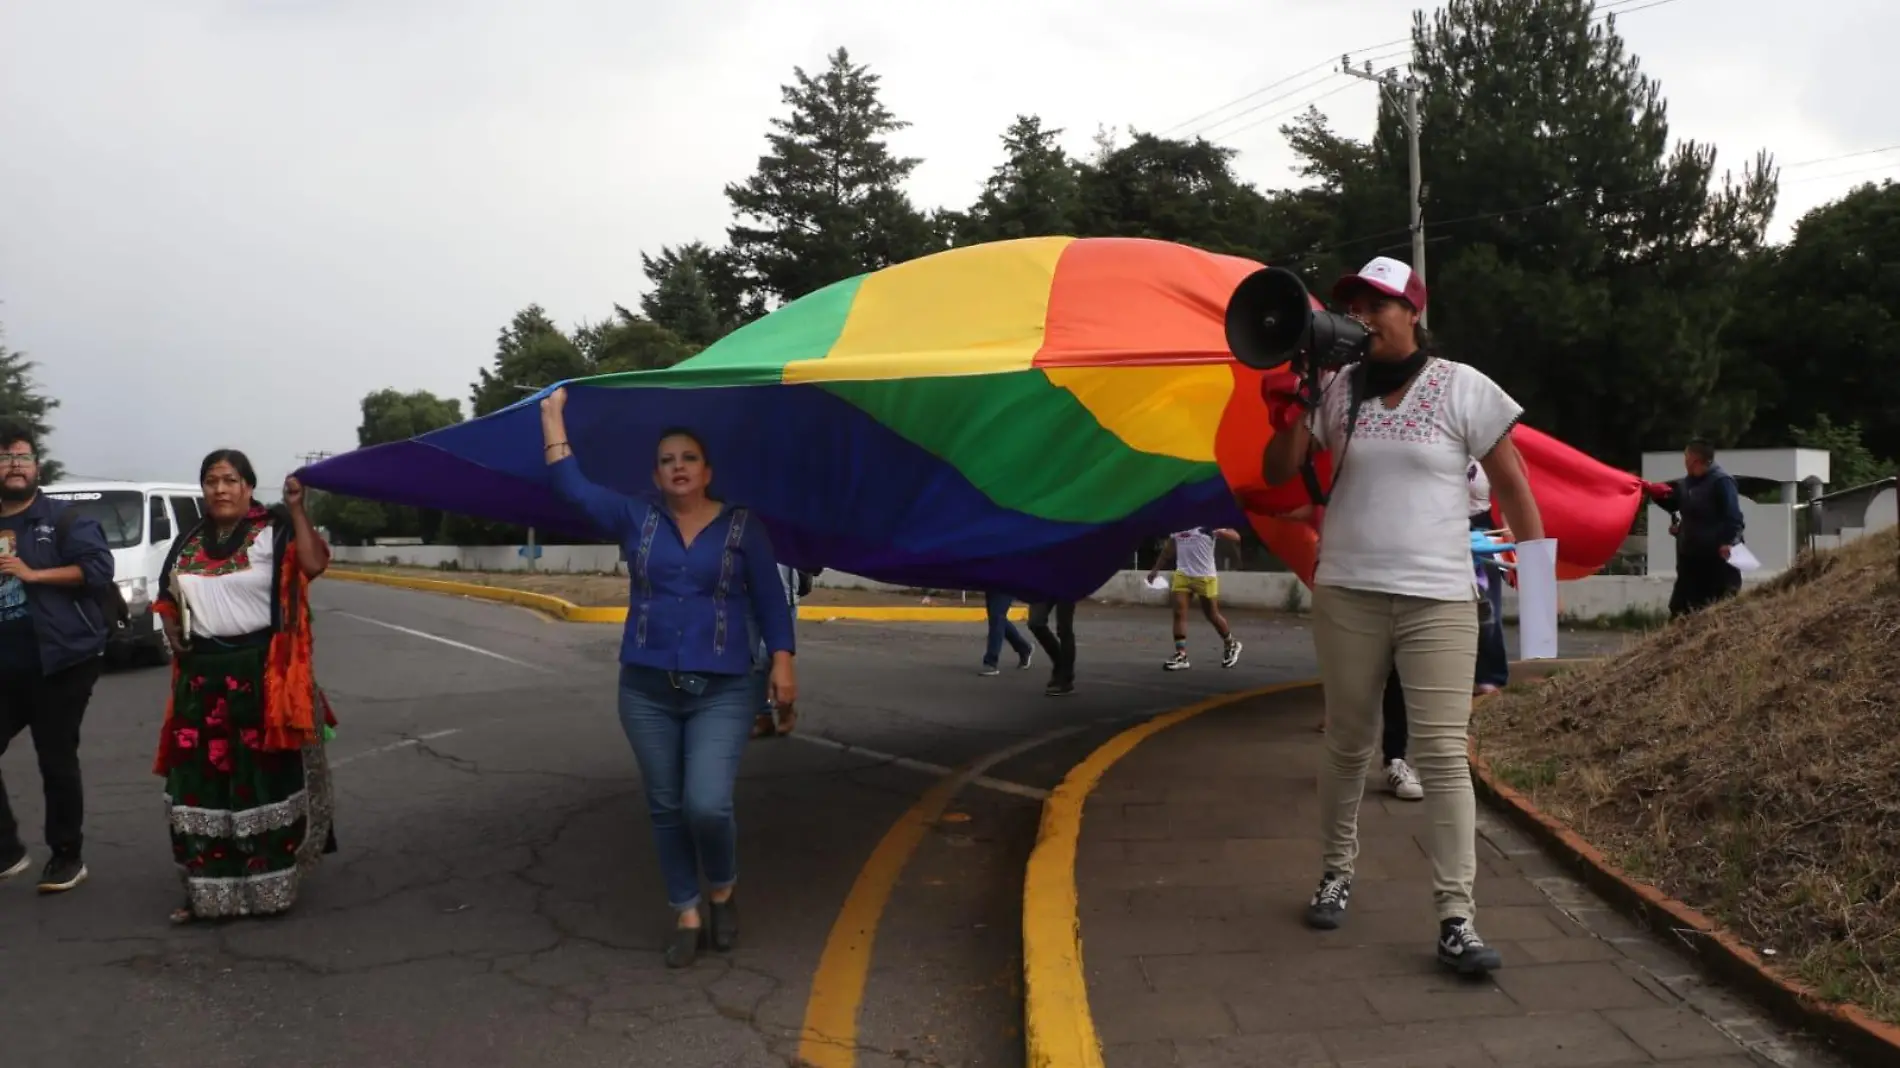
[540,387,635,539]
[282,477,330,578]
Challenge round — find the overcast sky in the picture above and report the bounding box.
[2,0,1890,491]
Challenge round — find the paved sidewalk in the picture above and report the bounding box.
[1075,684,1841,1068]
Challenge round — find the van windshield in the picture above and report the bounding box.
[44,491,144,549]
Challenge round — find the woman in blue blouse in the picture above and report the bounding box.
[540,387,797,968]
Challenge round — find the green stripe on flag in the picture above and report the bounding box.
[583,274,866,389]
[822,370,1218,524]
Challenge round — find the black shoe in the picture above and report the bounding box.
[1437,918,1502,975]
[0,843,27,880]
[1045,680,1074,697]
[37,854,87,894]
[1018,648,1034,670]
[709,897,738,952]
[1304,872,1351,929]
[664,920,706,969]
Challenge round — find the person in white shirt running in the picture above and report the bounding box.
[1263,255,1544,977]
[1146,527,1243,670]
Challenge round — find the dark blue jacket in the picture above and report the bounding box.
[9,494,116,675]
[1659,464,1745,562]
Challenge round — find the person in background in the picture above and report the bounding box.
[979,592,1034,677]
[1026,599,1076,697]
[1468,460,1511,695]
[1263,256,1545,976]
[1646,440,1745,618]
[1147,527,1244,671]
[0,424,115,894]
[1377,668,1424,800]
[153,451,337,923]
[540,387,796,969]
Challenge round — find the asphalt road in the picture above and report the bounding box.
[0,583,1635,1068]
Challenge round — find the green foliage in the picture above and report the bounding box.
[1729,181,1900,465]
[470,305,590,418]
[723,47,937,307]
[0,325,63,484]
[576,306,699,374]
[1282,0,1777,466]
[640,243,737,345]
[956,115,1085,244]
[1790,415,1898,491]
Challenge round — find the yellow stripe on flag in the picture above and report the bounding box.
[783,237,1073,384]
[1043,365,1230,462]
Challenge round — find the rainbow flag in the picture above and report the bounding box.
[299,236,1646,599]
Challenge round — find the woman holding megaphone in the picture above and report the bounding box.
[1262,257,1544,977]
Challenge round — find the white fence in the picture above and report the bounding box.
[330,544,1731,623]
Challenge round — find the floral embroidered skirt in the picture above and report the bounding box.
[164,641,336,919]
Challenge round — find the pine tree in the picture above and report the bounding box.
[724,48,935,307]
[0,325,62,483]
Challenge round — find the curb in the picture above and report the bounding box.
[1469,742,1900,1065]
[1020,679,1319,1068]
[326,568,1025,624]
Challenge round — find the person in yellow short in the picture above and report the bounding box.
[1147,527,1242,671]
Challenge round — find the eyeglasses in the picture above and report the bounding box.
[1,453,36,467]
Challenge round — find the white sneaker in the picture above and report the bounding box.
[1385,759,1424,801]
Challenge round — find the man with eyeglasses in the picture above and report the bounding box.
[0,423,115,893]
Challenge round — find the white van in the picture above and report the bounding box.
[42,480,205,665]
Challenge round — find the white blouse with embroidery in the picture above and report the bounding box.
[177,527,277,639]
[1306,358,1522,602]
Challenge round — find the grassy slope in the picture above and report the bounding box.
[1474,528,1900,1023]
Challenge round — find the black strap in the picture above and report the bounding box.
[1300,365,1370,508]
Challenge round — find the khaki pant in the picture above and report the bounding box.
[1311,584,1480,922]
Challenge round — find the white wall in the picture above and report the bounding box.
[334,545,1700,623]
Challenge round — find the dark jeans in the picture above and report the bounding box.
[983,592,1032,667]
[1670,553,1742,618]
[1381,667,1407,765]
[1470,513,1509,688]
[1027,601,1076,687]
[616,665,761,911]
[0,657,102,858]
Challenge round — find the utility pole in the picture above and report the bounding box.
[1341,57,1428,327]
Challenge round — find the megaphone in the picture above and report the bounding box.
[1224,266,1371,373]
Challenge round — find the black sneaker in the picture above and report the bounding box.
[709,897,738,953]
[1019,648,1034,670]
[37,854,87,894]
[0,843,27,880]
[1045,681,1074,697]
[1221,637,1242,669]
[1163,651,1190,671]
[1437,918,1502,975]
[1304,872,1351,929]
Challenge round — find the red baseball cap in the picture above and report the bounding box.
[1331,255,1428,312]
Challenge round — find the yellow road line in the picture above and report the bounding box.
[798,723,1087,1068]
[327,568,1023,623]
[1019,679,1319,1068]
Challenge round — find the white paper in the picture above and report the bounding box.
[1728,543,1761,572]
[1513,538,1560,660]
[1145,574,1170,591]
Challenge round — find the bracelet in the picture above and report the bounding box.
[544,442,569,451]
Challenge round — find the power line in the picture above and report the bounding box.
[1163,0,1669,140]
[1783,161,1900,187]
[1208,78,1372,145]
[1783,145,1900,170]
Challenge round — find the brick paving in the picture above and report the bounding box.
[1075,685,1848,1068]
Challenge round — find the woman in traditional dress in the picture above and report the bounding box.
[540,386,796,968]
[152,449,337,924]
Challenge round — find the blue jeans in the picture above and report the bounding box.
[1471,514,1509,689]
[616,665,761,911]
[983,592,1032,667]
